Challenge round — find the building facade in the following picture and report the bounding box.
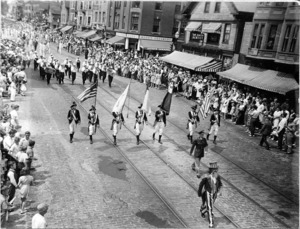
[182,2,256,70]
[240,1,299,77]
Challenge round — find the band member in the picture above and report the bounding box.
[187,105,200,144]
[88,106,99,144]
[71,63,76,85]
[67,102,81,143]
[198,162,223,228]
[111,112,124,145]
[76,56,81,72]
[33,51,38,71]
[87,64,93,83]
[207,109,221,144]
[108,66,114,88]
[63,58,69,77]
[82,65,87,85]
[67,60,72,79]
[58,63,64,84]
[135,104,148,145]
[45,63,52,85]
[152,105,166,144]
[190,130,208,178]
[102,63,107,83]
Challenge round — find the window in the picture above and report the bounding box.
[256,24,265,48]
[108,14,112,27]
[115,1,121,9]
[102,12,106,24]
[214,2,221,13]
[223,23,231,43]
[289,25,299,52]
[204,2,210,13]
[266,25,277,50]
[70,13,74,22]
[132,1,140,8]
[87,16,91,26]
[80,1,83,9]
[155,2,162,10]
[251,24,259,48]
[124,1,127,7]
[114,13,120,29]
[282,25,291,52]
[175,4,181,14]
[122,15,126,29]
[207,33,220,45]
[275,2,284,6]
[131,13,139,30]
[265,2,271,6]
[99,12,101,22]
[79,16,82,25]
[152,16,161,33]
[95,12,98,22]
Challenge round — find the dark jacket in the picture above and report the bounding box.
[88,113,99,126]
[188,110,200,123]
[154,110,166,125]
[190,138,208,158]
[135,110,148,123]
[198,174,222,197]
[210,113,221,126]
[67,109,81,124]
[260,120,272,136]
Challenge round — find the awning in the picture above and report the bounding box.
[106,36,125,45]
[89,35,102,42]
[60,25,72,33]
[79,30,97,39]
[74,30,86,37]
[160,51,214,70]
[202,23,222,33]
[185,21,202,31]
[217,63,299,95]
[140,40,172,51]
[195,60,222,72]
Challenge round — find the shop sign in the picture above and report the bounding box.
[190,31,204,41]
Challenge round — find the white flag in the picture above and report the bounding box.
[112,84,130,114]
[141,89,152,116]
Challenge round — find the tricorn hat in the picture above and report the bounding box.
[71,102,77,108]
[89,105,96,111]
[158,105,162,108]
[191,105,197,110]
[138,104,143,109]
[209,162,219,170]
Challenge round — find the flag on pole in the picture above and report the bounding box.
[199,90,213,120]
[77,82,98,103]
[141,87,152,116]
[112,84,130,114]
[160,83,174,116]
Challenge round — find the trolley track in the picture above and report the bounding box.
[93,81,292,228]
[100,79,298,205]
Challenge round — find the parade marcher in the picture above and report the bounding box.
[111,112,125,145]
[71,63,76,85]
[135,104,148,145]
[152,105,166,144]
[88,106,99,144]
[207,109,221,144]
[67,102,81,143]
[108,66,115,88]
[198,162,223,228]
[187,105,200,144]
[81,65,87,85]
[190,130,208,178]
[45,64,52,85]
[58,63,64,84]
[76,56,81,72]
[259,116,272,150]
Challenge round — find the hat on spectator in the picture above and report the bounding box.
[37,203,49,212]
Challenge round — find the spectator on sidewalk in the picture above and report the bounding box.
[32,203,49,229]
[17,169,33,214]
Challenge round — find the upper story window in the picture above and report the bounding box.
[214,2,221,13]
[155,2,162,10]
[95,12,98,22]
[266,25,277,50]
[289,25,299,52]
[175,4,181,14]
[102,12,106,24]
[80,1,84,9]
[122,15,126,29]
[114,13,120,29]
[282,25,292,52]
[152,16,161,33]
[251,24,259,48]
[88,1,92,9]
[222,23,231,43]
[256,24,265,49]
[130,12,139,30]
[115,1,121,9]
[124,1,127,7]
[132,1,140,8]
[275,2,284,6]
[204,2,210,13]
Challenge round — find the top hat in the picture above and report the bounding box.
[71,102,77,108]
[138,104,143,109]
[89,105,96,111]
[209,162,219,170]
[191,105,197,110]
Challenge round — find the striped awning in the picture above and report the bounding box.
[195,60,222,72]
[89,35,102,42]
[202,23,222,33]
[185,21,202,32]
[217,63,299,95]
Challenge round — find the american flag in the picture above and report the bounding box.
[199,90,213,120]
[77,82,98,103]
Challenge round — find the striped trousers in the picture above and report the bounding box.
[200,191,216,227]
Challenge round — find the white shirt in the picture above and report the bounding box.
[3,136,14,150]
[16,151,29,163]
[32,213,47,229]
[278,117,287,132]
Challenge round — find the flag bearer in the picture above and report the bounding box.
[88,106,99,144]
[135,104,148,145]
[207,109,221,144]
[111,112,124,145]
[152,105,166,144]
[67,102,81,143]
[187,105,200,144]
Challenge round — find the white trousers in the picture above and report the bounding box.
[89,124,96,135]
[154,122,164,135]
[209,124,219,136]
[113,122,119,136]
[135,122,144,136]
[69,120,76,134]
[189,122,196,136]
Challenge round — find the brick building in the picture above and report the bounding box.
[105,1,186,53]
[182,2,256,70]
[239,2,299,78]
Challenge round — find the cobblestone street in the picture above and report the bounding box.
[3,45,298,229]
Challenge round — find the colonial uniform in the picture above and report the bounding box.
[88,106,99,144]
[198,162,223,228]
[111,112,124,145]
[187,105,200,143]
[207,110,221,144]
[135,104,148,145]
[67,102,81,143]
[152,105,166,144]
